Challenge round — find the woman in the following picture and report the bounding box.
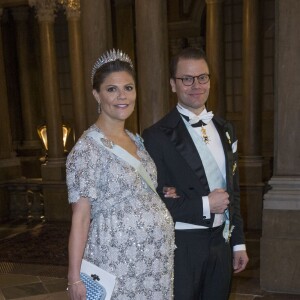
[66,49,175,300]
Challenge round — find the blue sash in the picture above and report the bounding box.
[86,130,158,196]
[183,118,234,242]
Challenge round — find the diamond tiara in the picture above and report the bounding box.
[91,49,134,84]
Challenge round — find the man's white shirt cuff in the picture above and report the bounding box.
[202,196,211,219]
[233,244,246,251]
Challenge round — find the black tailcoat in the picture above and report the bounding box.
[142,108,245,246]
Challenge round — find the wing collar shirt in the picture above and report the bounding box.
[176,104,245,251]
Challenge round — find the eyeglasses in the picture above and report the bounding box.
[175,73,210,86]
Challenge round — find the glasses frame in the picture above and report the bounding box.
[175,73,210,86]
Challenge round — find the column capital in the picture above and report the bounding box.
[60,0,81,20]
[65,8,80,20]
[29,0,57,22]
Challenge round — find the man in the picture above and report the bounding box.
[142,47,248,300]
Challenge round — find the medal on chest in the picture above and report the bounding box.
[200,126,210,144]
[223,219,235,243]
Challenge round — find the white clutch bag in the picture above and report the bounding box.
[80,259,116,300]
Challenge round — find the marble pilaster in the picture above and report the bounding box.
[261,0,300,293]
[30,0,65,163]
[81,0,112,125]
[30,1,69,221]
[0,7,21,221]
[239,0,264,230]
[135,0,169,131]
[205,0,226,117]
[12,6,40,150]
[113,0,138,133]
[0,8,14,161]
[65,2,87,140]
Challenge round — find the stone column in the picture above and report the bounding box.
[12,7,40,150]
[0,7,21,221]
[0,9,14,161]
[81,0,112,125]
[239,0,264,230]
[135,0,169,132]
[64,1,87,140]
[114,0,138,133]
[30,0,69,221]
[205,0,226,118]
[261,0,300,294]
[30,0,65,163]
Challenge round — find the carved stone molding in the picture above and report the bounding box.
[58,0,80,11]
[65,6,80,19]
[29,0,56,22]
[59,0,80,19]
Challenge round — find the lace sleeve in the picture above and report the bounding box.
[66,138,99,203]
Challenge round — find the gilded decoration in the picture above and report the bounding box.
[58,0,80,11]
[58,0,80,18]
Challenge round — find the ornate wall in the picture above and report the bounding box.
[0,0,275,230]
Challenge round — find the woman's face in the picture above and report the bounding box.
[93,71,136,122]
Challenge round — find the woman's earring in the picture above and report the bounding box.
[98,102,101,114]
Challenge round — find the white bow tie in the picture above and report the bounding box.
[189,111,214,125]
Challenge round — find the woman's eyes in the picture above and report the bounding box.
[125,85,134,91]
[107,86,117,92]
[106,85,134,92]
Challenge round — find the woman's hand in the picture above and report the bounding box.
[68,198,90,300]
[67,280,86,300]
[163,186,179,198]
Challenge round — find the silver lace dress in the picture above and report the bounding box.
[66,125,175,300]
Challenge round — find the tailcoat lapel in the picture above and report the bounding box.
[159,108,209,189]
[213,117,235,217]
[157,109,236,217]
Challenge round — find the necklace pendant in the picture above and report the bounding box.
[201,126,210,144]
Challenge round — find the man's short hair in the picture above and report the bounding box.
[170,47,209,78]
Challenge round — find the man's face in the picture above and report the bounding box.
[170,58,210,115]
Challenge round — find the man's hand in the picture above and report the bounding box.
[233,250,249,273]
[208,189,229,213]
[163,186,179,198]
